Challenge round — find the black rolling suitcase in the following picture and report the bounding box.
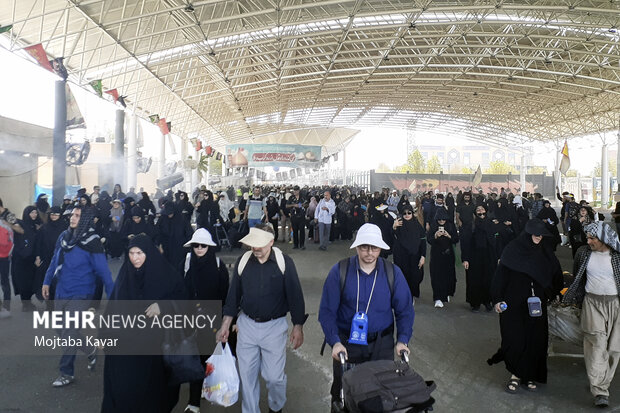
[335,352,436,413]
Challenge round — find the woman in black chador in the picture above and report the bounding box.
[12,206,40,310]
[460,204,501,312]
[34,206,65,301]
[536,199,561,251]
[392,203,426,299]
[488,219,563,393]
[101,235,187,413]
[426,207,459,308]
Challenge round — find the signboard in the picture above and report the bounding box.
[225,144,321,167]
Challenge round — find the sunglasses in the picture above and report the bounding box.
[476,213,486,216]
[403,211,413,215]
[192,243,209,249]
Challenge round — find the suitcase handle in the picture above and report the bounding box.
[400,349,409,364]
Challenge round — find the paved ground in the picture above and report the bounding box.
[0,233,616,413]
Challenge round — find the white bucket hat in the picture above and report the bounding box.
[350,223,390,250]
[239,227,274,248]
[375,204,387,211]
[183,228,217,247]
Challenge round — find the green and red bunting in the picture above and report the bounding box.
[90,80,103,97]
[105,88,119,103]
[0,24,13,34]
[149,114,160,123]
[24,43,54,72]
[158,118,170,135]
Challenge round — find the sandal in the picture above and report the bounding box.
[526,381,537,392]
[505,377,520,394]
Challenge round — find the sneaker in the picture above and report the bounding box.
[434,300,444,308]
[184,405,200,413]
[0,308,10,319]
[87,350,97,371]
[52,374,75,387]
[594,395,609,407]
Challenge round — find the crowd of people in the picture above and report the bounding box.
[0,180,619,411]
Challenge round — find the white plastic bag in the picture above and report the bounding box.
[548,305,583,346]
[202,342,239,406]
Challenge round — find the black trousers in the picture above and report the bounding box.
[269,217,279,242]
[291,218,306,248]
[330,330,395,402]
[0,258,10,310]
[188,354,209,406]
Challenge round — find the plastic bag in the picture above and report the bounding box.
[548,305,583,346]
[202,342,239,406]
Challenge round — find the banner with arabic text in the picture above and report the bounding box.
[225,144,321,167]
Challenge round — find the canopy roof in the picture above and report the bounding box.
[2,0,620,148]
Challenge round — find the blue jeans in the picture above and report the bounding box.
[319,223,331,249]
[248,218,262,229]
[55,296,95,376]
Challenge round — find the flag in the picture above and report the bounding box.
[408,179,417,192]
[90,80,103,97]
[166,121,171,133]
[24,43,54,72]
[105,89,119,103]
[216,152,222,161]
[65,84,85,129]
[472,165,482,187]
[148,114,160,123]
[117,95,127,108]
[0,25,13,34]
[559,140,570,175]
[50,57,68,80]
[195,139,202,151]
[158,118,169,135]
[206,146,213,157]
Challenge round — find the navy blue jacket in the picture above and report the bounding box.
[319,256,414,347]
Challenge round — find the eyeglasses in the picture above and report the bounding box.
[358,244,380,252]
[403,211,413,215]
[192,243,208,249]
[476,213,486,216]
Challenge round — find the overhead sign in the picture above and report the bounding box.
[225,144,321,167]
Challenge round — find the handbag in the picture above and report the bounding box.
[161,328,205,385]
[527,282,542,317]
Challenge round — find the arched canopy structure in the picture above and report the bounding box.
[2,0,620,148]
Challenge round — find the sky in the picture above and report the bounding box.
[0,44,614,176]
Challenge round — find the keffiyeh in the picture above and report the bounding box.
[584,221,620,252]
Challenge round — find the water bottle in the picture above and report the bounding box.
[499,302,508,312]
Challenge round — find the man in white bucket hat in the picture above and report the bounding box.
[318,223,414,411]
[216,223,307,413]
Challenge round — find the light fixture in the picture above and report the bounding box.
[23,153,31,157]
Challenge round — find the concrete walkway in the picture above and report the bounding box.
[0,237,612,413]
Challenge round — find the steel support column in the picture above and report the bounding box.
[52,80,67,206]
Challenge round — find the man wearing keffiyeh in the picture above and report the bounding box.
[42,206,114,388]
[564,221,620,408]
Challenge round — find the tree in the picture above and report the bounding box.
[593,159,617,177]
[406,149,426,173]
[460,166,474,174]
[426,155,441,174]
[527,166,547,174]
[377,163,392,173]
[484,160,518,174]
[565,169,578,177]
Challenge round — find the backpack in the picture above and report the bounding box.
[237,247,286,275]
[342,359,436,413]
[0,220,14,259]
[183,252,222,277]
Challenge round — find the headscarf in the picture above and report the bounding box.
[513,195,523,209]
[111,234,184,301]
[218,192,234,222]
[21,205,40,231]
[395,204,425,254]
[495,198,511,222]
[110,201,124,232]
[59,206,103,253]
[584,221,620,253]
[130,206,144,218]
[307,197,318,216]
[36,194,50,213]
[499,227,559,288]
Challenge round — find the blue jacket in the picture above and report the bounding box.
[43,238,114,299]
[319,256,414,347]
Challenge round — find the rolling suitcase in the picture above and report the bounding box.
[335,351,435,413]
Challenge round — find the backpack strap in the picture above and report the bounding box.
[238,248,285,275]
[216,256,221,267]
[380,257,395,296]
[237,250,253,275]
[183,252,192,277]
[271,247,286,274]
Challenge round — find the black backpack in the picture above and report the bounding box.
[342,359,436,413]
